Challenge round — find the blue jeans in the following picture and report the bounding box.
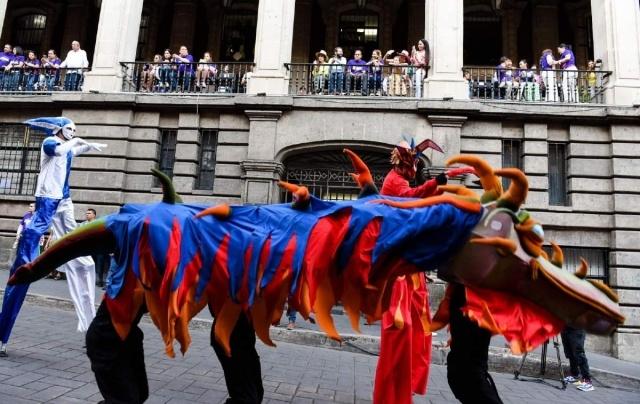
[347,73,368,95]
[177,70,193,92]
[287,308,297,323]
[369,75,382,94]
[64,72,83,91]
[329,71,344,94]
[3,71,21,91]
[0,197,61,343]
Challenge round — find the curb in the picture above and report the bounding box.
[5,290,640,391]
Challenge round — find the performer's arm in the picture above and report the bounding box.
[389,173,446,198]
[43,137,106,157]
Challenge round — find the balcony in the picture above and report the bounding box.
[0,67,90,94]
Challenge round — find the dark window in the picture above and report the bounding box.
[543,246,609,283]
[136,13,150,60]
[548,143,569,206]
[196,130,218,190]
[501,139,522,190]
[13,14,47,54]
[0,125,46,195]
[221,9,257,62]
[155,130,177,186]
[339,11,379,58]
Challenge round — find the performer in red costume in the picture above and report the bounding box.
[373,139,447,404]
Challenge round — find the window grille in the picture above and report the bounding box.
[196,130,218,190]
[13,14,47,54]
[548,143,569,206]
[0,125,45,195]
[543,246,609,283]
[501,139,522,190]
[155,130,177,186]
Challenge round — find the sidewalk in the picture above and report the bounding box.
[1,269,639,392]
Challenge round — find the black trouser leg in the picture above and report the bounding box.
[86,301,149,404]
[211,313,264,404]
[447,284,503,404]
[561,329,579,376]
[562,327,590,379]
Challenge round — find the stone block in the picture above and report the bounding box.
[124,174,154,191]
[214,163,243,178]
[547,125,569,142]
[613,329,640,362]
[72,157,127,171]
[219,131,249,144]
[568,158,612,177]
[613,178,640,193]
[501,122,524,138]
[460,138,501,154]
[76,139,127,157]
[569,178,613,193]
[523,155,548,174]
[178,112,199,128]
[530,211,612,229]
[184,194,241,205]
[462,121,501,138]
[173,162,198,176]
[126,160,156,173]
[611,125,640,141]
[69,171,125,189]
[610,251,640,267]
[245,180,270,203]
[585,334,612,356]
[523,140,547,155]
[172,176,196,193]
[569,143,611,157]
[159,113,179,128]
[617,289,640,305]
[612,142,640,157]
[175,144,199,160]
[213,178,243,196]
[614,195,640,214]
[544,229,609,247]
[199,111,220,128]
[73,189,122,205]
[526,175,548,190]
[133,111,160,127]
[609,267,640,288]
[63,109,133,125]
[612,158,640,176]
[79,124,130,140]
[129,128,160,142]
[620,307,640,327]
[570,193,613,212]
[524,190,549,208]
[612,231,640,250]
[126,142,158,160]
[177,129,199,143]
[523,123,547,139]
[217,144,248,162]
[220,113,250,130]
[614,214,640,229]
[569,125,609,142]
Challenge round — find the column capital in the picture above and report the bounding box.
[245,110,284,122]
[240,160,284,177]
[427,115,467,128]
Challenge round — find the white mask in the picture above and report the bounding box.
[61,122,76,140]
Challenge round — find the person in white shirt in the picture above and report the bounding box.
[0,117,107,357]
[60,41,89,91]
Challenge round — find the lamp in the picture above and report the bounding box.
[356,0,367,10]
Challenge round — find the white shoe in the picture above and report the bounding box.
[0,344,8,357]
[577,379,594,392]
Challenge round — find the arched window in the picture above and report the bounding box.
[13,14,47,54]
[339,10,379,58]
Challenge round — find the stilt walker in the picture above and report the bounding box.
[0,117,107,356]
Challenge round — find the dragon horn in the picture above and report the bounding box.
[151,168,183,204]
[493,168,528,211]
[8,218,116,285]
[195,204,231,219]
[550,242,564,268]
[343,149,378,195]
[277,181,310,207]
[575,257,588,279]
[446,155,503,202]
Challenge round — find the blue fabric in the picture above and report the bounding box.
[105,195,483,307]
[0,197,60,343]
[24,117,73,137]
[62,152,73,199]
[42,137,58,156]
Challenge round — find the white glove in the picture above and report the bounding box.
[89,143,108,151]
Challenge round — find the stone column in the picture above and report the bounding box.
[83,0,143,92]
[423,0,468,99]
[0,0,8,41]
[609,124,640,361]
[170,0,197,52]
[426,115,466,167]
[241,110,284,203]
[247,0,296,95]
[591,0,640,106]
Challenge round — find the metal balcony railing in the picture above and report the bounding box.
[463,66,612,104]
[0,67,90,94]
[285,63,430,97]
[120,61,254,94]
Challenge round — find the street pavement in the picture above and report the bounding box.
[0,303,638,404]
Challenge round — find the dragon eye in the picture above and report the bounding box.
[532,224,544,240]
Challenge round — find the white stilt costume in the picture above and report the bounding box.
[0,117,107,354]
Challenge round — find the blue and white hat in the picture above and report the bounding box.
[24,116,76,139]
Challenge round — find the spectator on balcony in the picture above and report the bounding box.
[516,59,540,102]
[557,43,578,103]
[312,50,329,94]
[158,49,175,92]
[586,60,597,102]
[387,51,409,97]
[366,49,384,96]
[141,54,161,92]
[60,41,89,91]
[23,51,41,91]
[346,49,368,96]
[539,49,557,102]
[494,57,514,100]
[172,45,194,92]
[40,50,61,91]
[0,44,14,90]
[328,47,346,95]
[218,64,236,93]
[410,39,429,98]
[195,51,217,90]
[4,46,25,91]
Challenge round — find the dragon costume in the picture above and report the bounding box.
[8,151,623,403]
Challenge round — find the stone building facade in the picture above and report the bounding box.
[0,0,639,361]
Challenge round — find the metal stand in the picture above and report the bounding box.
[513,336,567,390]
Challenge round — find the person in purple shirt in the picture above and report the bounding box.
[23,51,41,91]
[41,49,62,91]
[172,45,194,92]
[0,44,15,91]
[4,46,25,91]
[557,43,578,103]
[346,49,369,95]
